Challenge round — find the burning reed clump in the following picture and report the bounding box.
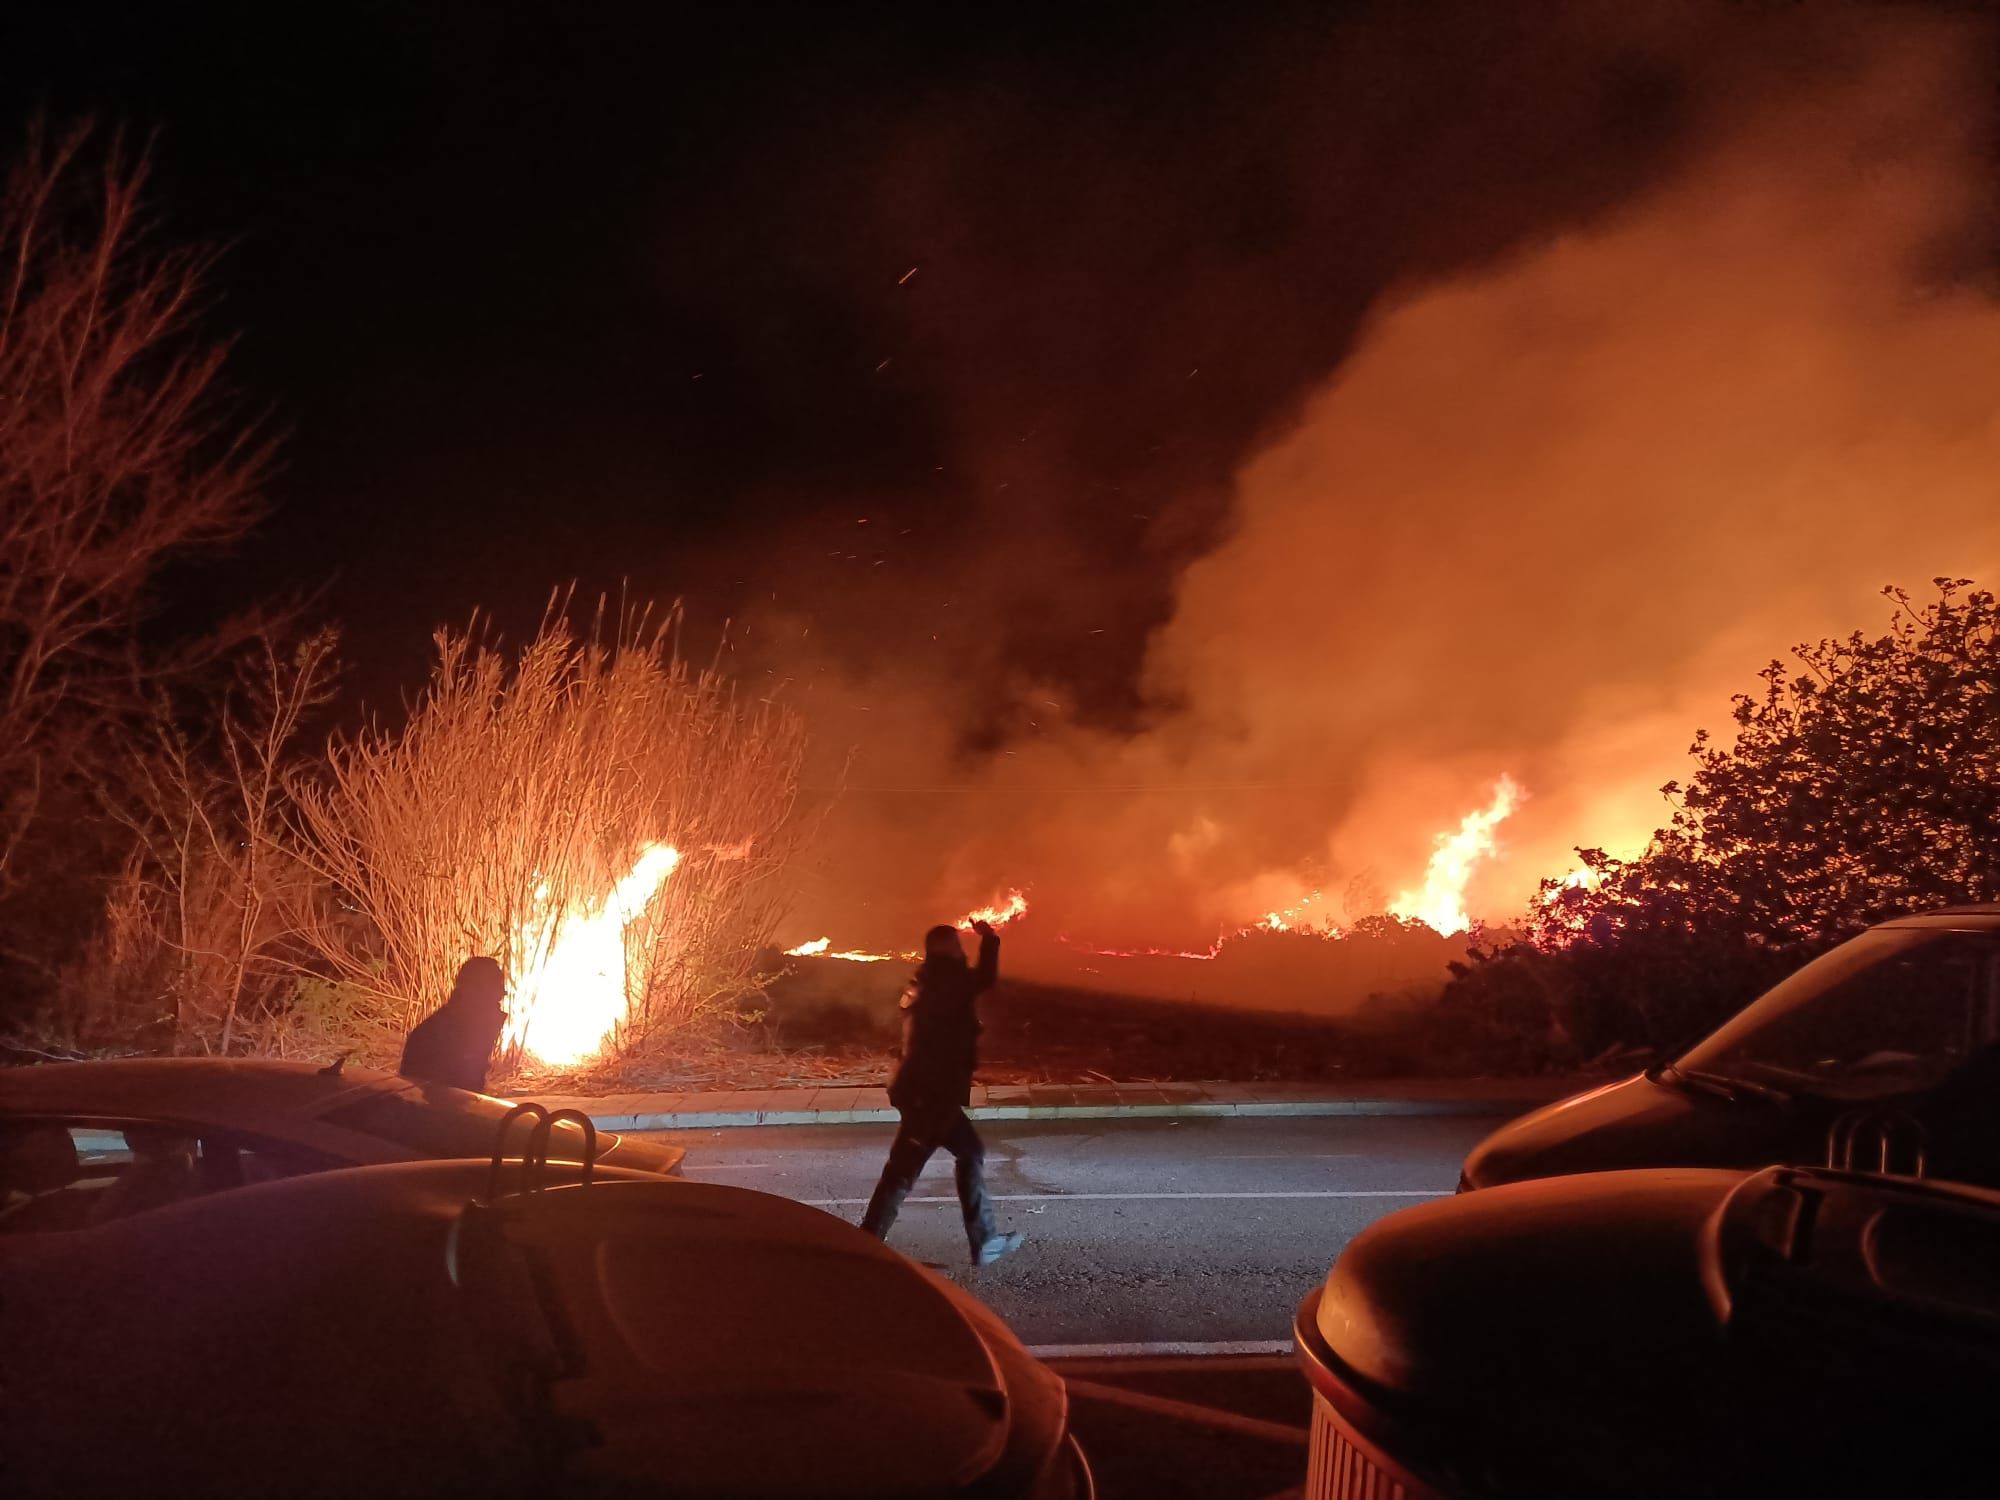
[288,602,805,1073]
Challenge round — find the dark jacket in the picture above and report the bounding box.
[889,930,999,1110]
[398,997,506,1093]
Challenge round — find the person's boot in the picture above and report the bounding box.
[973,1230,1024,1267]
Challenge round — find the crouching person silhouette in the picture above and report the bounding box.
[399,956,509,1093]
[861,919,1023,1266]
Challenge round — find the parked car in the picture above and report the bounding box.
[1294,1163,2000,1498]
[0,1057,682,1232]
[1460,905,2000,1191]
[1,1148,1092,1498]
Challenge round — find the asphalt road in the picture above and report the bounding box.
[637,1111,1507,1353]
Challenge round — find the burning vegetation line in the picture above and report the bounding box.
[786,888,1030,963]
[788,779,1523,970]
[1054,778,1525,960]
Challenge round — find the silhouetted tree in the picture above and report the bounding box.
[0,121,268,1013]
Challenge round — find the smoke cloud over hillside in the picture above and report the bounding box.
[770,4,2000,984]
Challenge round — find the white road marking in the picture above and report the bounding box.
[681,1162,776,1170]
[1030,1339,1294,1359]
[796,1189,1450,1206]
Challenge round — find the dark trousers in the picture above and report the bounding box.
[860,1103,996,1252]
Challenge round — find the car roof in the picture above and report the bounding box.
[1876,904,2000,930]
[0,1056,402,1128]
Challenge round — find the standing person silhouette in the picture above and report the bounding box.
[861,919,1023,1266]
[398,956,509,1093]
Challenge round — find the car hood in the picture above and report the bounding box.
[1318,1167,1740,1406]
[1304,1166,2000,1497]
[1459,1071,1807,1189]
[480,1177,1058,1499]
[0,1163,1063,1500]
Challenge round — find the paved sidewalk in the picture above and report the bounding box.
[534,1075,1601,1131]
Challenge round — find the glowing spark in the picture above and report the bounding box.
[507,843,681,1066]
[898,265,919,285]
[960,889,1029,928]
[1389,777,1523,935]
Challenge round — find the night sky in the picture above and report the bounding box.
[3,1,1691,719]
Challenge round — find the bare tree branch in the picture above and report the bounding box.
[0,118,268,903]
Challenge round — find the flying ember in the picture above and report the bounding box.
[1389,777,1522,935]
[507,842,682,1066]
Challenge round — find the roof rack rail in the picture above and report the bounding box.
[482,1101,599,1201]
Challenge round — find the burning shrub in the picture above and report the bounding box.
[289,601,806,1071]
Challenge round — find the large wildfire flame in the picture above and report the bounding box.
[506,842,682,1065]
[1388,777,1521,936]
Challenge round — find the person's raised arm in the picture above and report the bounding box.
[970,920,1000,993]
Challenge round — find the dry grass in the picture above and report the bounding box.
[47,632,336,1056]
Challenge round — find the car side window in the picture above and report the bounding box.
[1808,940,1985,1073]
[198,1129,344,1188]
[1715,935,1994,1097]
[0,1119,345,1233]
[0,1120,203,1233]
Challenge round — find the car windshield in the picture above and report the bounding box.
[322,1085,608,1164]
[1676,927,2000,1101]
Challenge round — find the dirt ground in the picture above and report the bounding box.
[506,961,1560,1096]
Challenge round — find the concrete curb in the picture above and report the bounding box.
[553,1080,1593,1133]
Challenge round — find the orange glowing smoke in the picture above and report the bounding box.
[1388,777,1522,935]
[506,842,681,1065]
